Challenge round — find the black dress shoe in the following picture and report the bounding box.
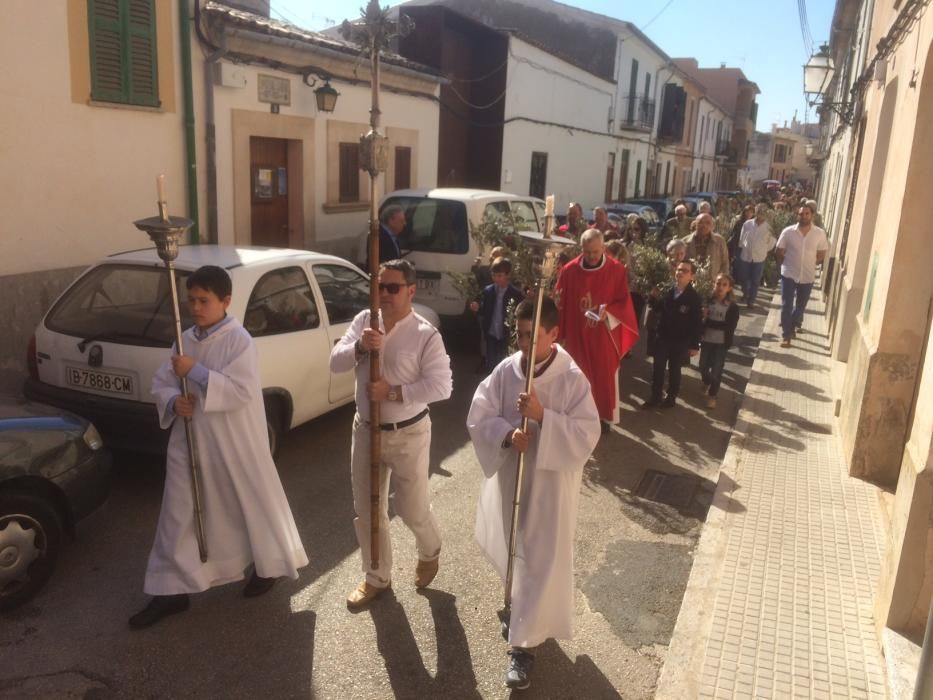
[505,648,535,690]
[660,395,677,409]
[641,397,661,409]
[243,572,278,598]
[129,594,190,630]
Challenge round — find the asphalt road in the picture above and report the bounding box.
[0,293,771,699]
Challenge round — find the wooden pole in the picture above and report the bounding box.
[367,34,382,572]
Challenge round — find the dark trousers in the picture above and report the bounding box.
[780,276,814,339]
[485,334,509,373]
[699,343,728,396]
[651,339,688,400]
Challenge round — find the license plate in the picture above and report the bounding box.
[416,278,438,293]
[66,366,134,395]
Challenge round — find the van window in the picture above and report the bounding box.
[45,264,192,347]
[383,196,469,254]
[510,200,540,232]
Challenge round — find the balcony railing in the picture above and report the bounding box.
[716,139,738,163]
[619,95,655,131]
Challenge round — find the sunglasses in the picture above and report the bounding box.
[378,282,411,294]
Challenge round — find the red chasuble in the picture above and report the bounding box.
[555,254,638,422]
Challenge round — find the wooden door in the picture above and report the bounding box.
[250,136,289,247]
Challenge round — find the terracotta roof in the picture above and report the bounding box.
[203,2,441,78]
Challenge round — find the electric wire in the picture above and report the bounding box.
[641,0,677,31]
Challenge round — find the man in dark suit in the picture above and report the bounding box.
[365,205,406,270]
[642,259,703,409]
[470,257,525,373]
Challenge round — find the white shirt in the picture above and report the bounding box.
[329,309,452,423]
[739,219,776,263]
[776,224,829,284]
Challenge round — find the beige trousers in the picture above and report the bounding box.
[350,413,441,587]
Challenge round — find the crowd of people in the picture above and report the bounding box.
[130,182,826,692]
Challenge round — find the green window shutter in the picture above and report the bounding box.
[89,0,126,102]
[127,0,159,106]
[88,0,159,107]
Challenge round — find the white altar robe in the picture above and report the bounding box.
[146,318,308,595]
[467,345,600,648]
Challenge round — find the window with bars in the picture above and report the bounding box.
[88,0,159,107]
[529,152,548,199]
[339,143,361,202]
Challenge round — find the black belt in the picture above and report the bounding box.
[378,408,429,431]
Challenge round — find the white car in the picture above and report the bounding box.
[24,246,439,455]
[356,188,573,319]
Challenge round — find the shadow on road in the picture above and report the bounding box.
[369,588,481,699]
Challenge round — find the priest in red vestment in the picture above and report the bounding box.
[554,230,639,428]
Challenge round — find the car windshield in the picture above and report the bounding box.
[384,196,470,255]
[45,264,192,348]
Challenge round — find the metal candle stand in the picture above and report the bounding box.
[133,201,208,563]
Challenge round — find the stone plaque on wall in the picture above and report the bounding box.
[257,74,290,106]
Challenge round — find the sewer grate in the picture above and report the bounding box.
[634,470,701,508]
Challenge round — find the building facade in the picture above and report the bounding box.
[815,0,933,680]
[0,0,441,393]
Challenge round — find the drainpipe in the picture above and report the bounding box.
[179,0,200,243]
[193,0,226,244]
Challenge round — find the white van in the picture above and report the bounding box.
[356,188,571,319]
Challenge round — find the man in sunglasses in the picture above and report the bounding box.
[329,259,453,609]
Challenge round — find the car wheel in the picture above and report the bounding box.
[0,492,63,611]
[265,401,285,459]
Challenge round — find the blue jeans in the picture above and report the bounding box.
[485,334,509,373]
[736,259,765,304]
[780,276,813,339]
[699,343,728,396]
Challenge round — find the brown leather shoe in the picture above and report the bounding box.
[346,581,389,610]
[415,558,439,589]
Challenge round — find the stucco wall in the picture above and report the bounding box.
[500,37,617,207]
[209,60,439,261]
[1,1,187,278]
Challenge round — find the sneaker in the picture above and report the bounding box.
[705,396,717,409]
[505,648,535,690]
[129,594,190,630]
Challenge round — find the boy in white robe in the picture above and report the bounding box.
[130,265,308,629]
[467,297,601,689]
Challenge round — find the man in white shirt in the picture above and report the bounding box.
[736,203,776,307]
[774,203,829,347]
[329,259,453,608]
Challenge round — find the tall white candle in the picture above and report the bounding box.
[157,173,166,203]
[545,194,554,218]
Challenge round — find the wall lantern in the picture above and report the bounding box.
[803,45,853,125]
[314,79,339,113]
[302,71,340,113]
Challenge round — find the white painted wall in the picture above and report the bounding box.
[0,2,186,277]
[500,37,616,209]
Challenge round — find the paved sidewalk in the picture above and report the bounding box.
[657,289,889,699]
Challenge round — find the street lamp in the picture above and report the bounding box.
[804,45,853,125]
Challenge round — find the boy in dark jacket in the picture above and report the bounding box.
[700,273,740,409]
[470,257,525,373]
[642,260,704,409]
